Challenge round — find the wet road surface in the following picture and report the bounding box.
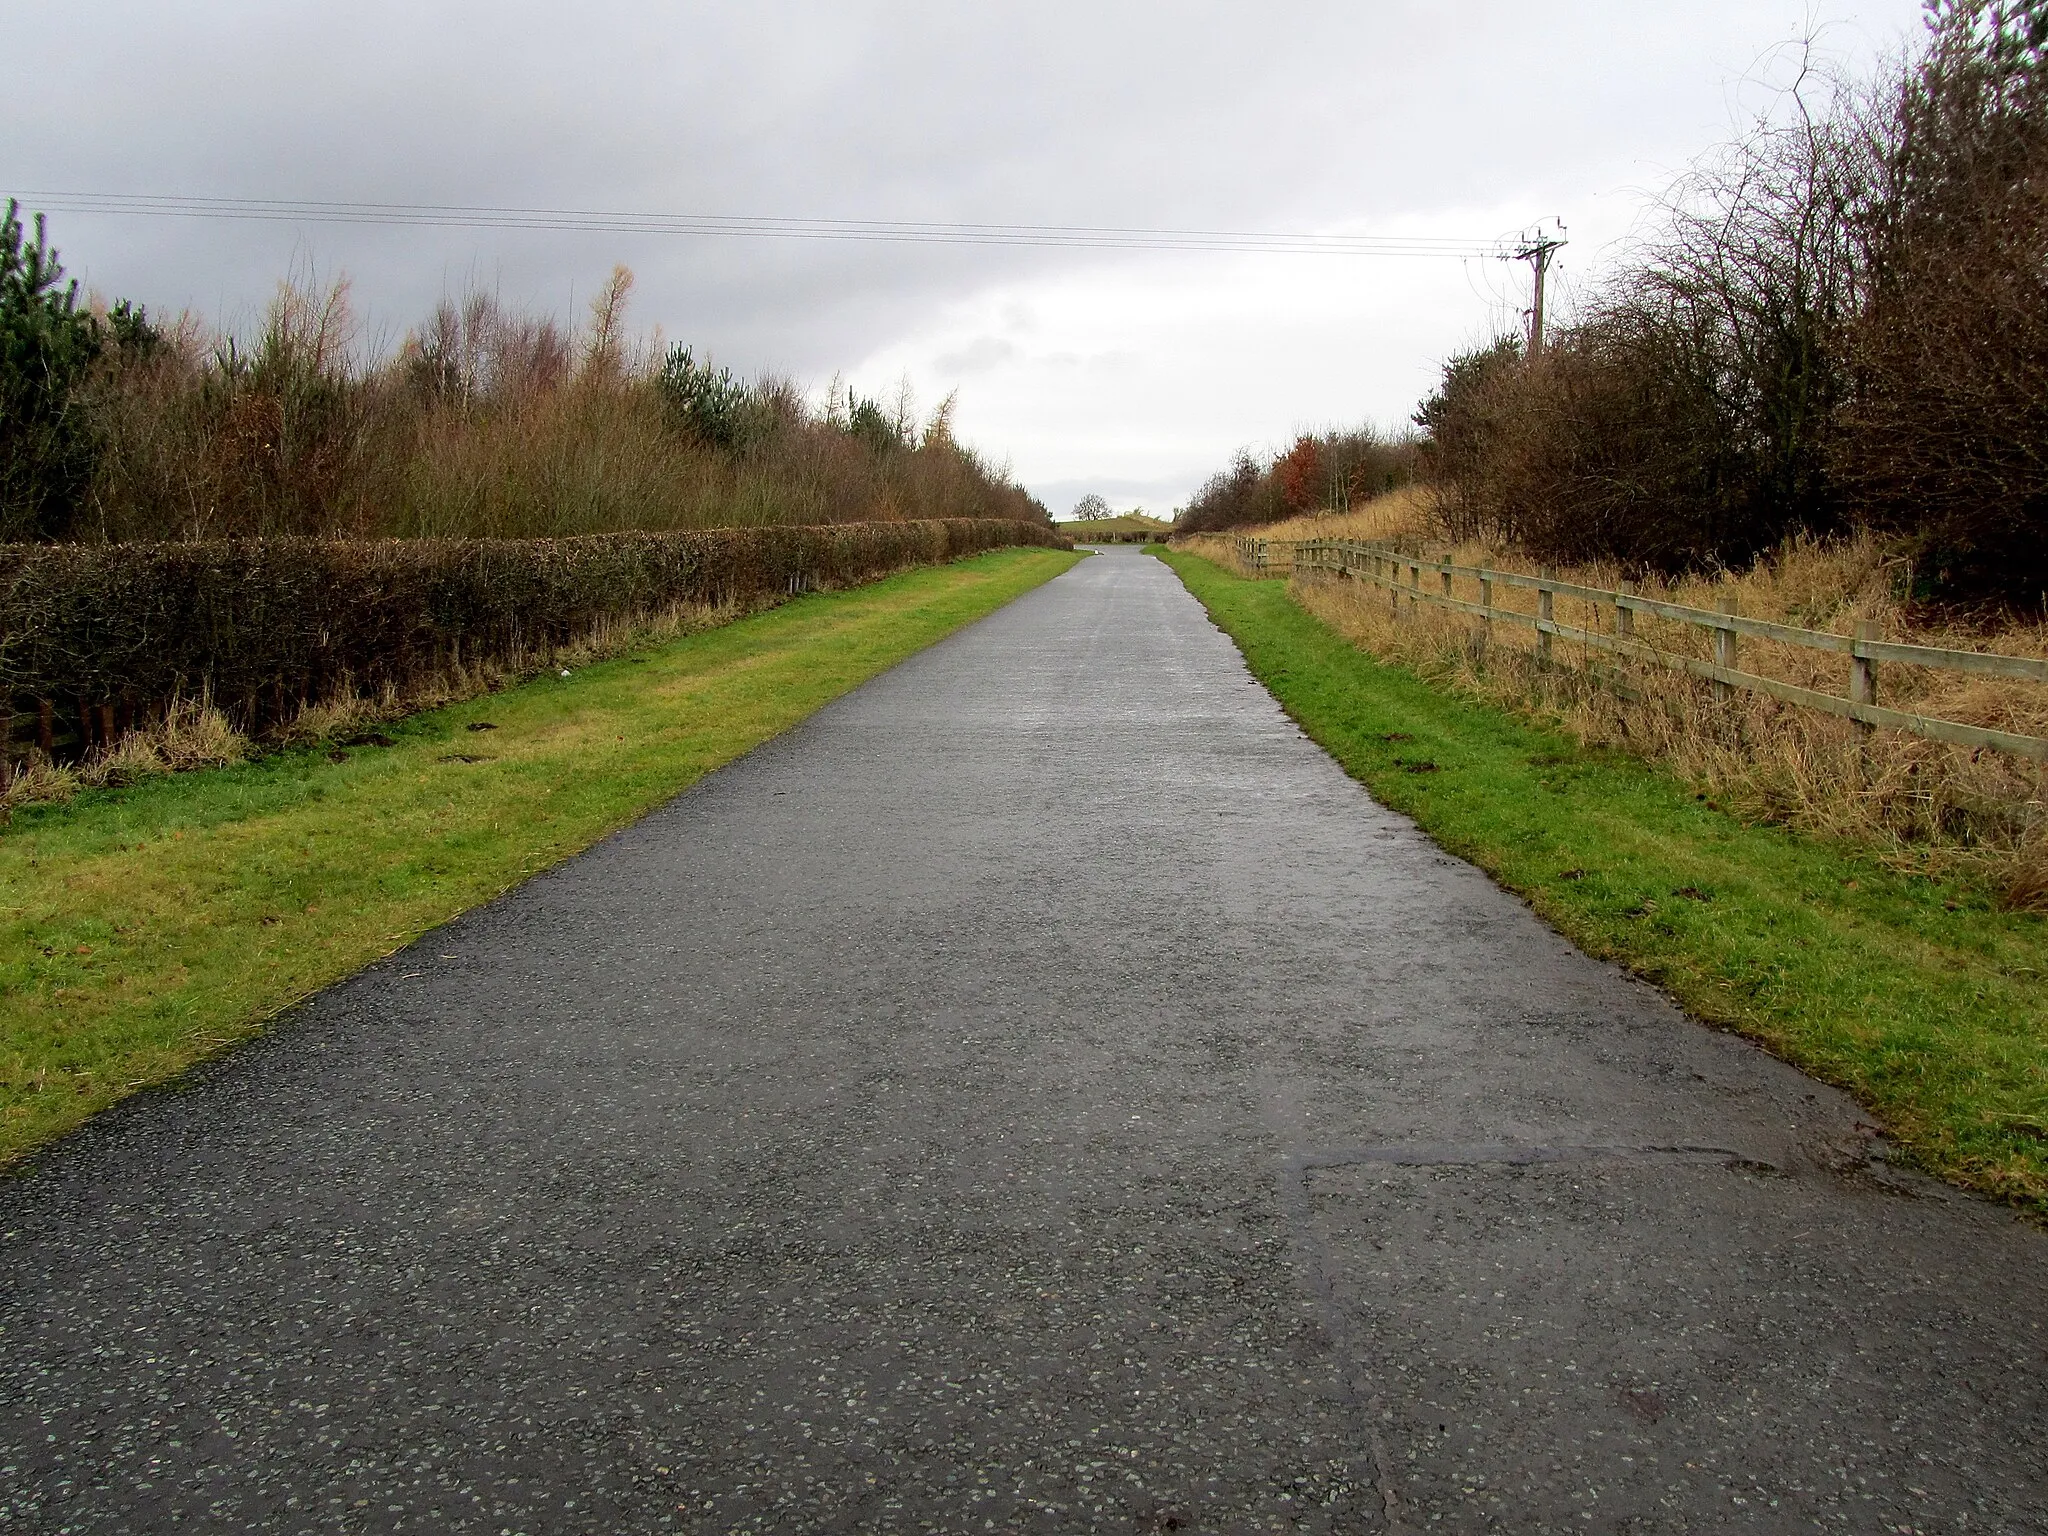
[2,545,2044,1533]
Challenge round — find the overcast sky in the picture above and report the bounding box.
[4,1,1925,515]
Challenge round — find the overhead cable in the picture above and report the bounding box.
[12,192,1514,259]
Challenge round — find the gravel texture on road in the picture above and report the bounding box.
[2,545,2044,1534]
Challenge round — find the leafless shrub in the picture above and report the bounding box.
[1420,47,1867,575]
[1415,5,2048,607]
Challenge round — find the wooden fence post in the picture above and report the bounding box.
[1479,573,1493,646]
[1617,582,1635,640]
[1536,568,1554,665]
[1850,619,1878,740]
[1714,597,1737,704]
[1440,562,1453,600]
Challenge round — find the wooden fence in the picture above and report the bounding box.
[1233,535,2048,762]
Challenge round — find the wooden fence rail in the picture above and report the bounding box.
[1232,534,2048,762]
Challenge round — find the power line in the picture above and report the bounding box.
[10,191,1516,260]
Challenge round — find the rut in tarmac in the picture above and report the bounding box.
[2,544,2043,1534]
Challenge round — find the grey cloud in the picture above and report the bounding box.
[2,0,1925,505]
[935,337,1021,375]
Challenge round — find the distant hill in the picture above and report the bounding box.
[1055,512,1173,543]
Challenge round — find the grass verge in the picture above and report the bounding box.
[1160,548,2048,1212]
[3,547,1080,1165]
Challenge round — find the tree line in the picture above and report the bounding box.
[1183,2,2048,607]
[1175,427,1419,534]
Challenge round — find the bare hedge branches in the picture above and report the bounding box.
[0,518,1063,754]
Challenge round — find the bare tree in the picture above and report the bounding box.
[1835,0,2048,600]
[1070,493,1114,521]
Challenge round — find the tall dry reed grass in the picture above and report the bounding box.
[70,271,1044,543]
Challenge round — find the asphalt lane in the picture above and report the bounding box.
[2,545,2044,1534]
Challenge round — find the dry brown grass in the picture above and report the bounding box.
[1,699,250,814]
[1272,520,2048,906]
[1221,483,1436,545]
[1173,531,1237,567]
[1173,486,1435,569]
[271,591,745,741]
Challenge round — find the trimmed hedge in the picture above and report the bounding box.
[2,517,1064,751]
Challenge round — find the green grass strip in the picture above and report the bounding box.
[2,547,1080,1165]
[1160,548,2048,1211]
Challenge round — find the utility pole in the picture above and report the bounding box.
[1511,223,1567,357]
